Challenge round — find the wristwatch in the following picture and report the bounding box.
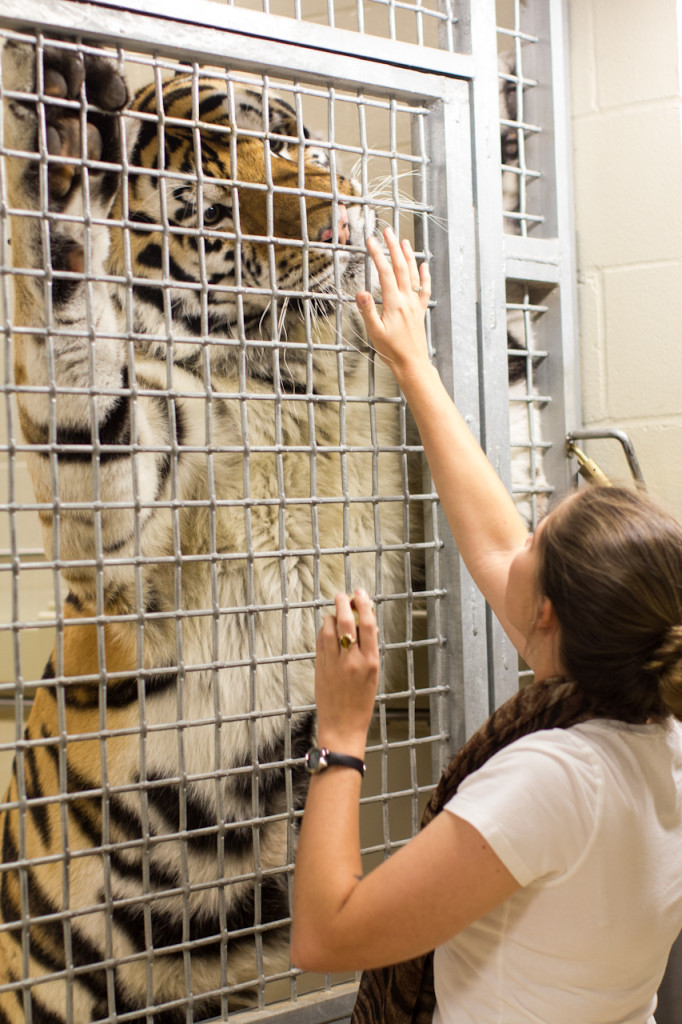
[305,746,366,777]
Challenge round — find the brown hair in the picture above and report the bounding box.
[536,486,682,723]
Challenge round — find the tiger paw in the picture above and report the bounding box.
[3,40,128,211]
[42,46,127,206]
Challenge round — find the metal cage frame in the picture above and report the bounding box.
[0,1,578,1021]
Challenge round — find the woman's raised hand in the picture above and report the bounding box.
[355,227,431,379]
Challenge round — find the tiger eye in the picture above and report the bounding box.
[203,204,225,226]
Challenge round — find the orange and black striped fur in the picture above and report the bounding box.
[1,42,407,1023]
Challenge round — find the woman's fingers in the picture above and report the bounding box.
[366,229,428,307]
[353,590,379,659]
[366,234,399,299]
[325,590,378,660]
[355,228,430,372]
[354,291,386,345]
[366,230,417,297]
[402,238,431,310]
[400,239,421,293]
[382,228,412,292]
[317,612,338,659]
[334,592,357,649]
[419,260,432,308]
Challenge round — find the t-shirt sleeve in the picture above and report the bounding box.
[442,729,603,887]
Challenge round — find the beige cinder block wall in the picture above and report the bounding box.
[568,6,682,1015]
[568,0,682,519]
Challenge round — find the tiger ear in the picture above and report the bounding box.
[264,95,330,167]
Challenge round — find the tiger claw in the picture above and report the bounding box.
[46,118,80,199]
[96,72,128,112]
[43,48,85,99]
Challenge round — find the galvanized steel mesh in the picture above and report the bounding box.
[0,1,576,1021]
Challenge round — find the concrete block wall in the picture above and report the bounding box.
[568,0,682,518]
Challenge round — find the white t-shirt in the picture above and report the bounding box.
[433,718,682,1024]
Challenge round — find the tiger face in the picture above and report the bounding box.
[107,77,373,374]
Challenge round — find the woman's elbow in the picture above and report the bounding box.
[290,927,345,974]
[290,936,325,973]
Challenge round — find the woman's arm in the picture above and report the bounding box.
[356,228,529,650]
[290,591,519,973]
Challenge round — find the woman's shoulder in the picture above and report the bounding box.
[512,716,682,756]
[569,716,682,755]
[570,715,682,777]
[444,717,682,887]
[451,716,682,816]
[453,724,604,813]
[446,726,604,884]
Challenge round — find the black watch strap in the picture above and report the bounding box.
[305,747,366,776]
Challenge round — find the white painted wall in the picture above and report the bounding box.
[568,0,682,517]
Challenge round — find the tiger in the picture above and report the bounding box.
[0,40,410,1023]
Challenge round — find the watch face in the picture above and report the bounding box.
[306,748,327,773]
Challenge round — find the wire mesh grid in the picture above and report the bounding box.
[497,0,545,238]
[0,0,578,1019]
[496,0,559,531]
[0,28,452,1022]
[204,0,460,52]
[506,282,551,528]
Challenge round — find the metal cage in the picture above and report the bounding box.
[0,1,578,1022]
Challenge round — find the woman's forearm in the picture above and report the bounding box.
[292,754,520,973]
[397,361,527,617]
[291,591,377,971]
[290,767,364,971]
[356,230,529,634]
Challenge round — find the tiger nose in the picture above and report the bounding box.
[318,203,350,245]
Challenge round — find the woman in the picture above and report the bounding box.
[290,228,682,1023]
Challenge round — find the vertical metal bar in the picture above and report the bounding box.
[409,103,434,819]
[548,0,580,443]
[0,42,33,1022]
[517,0,555,240]
[468,0,521,715]
[439,0,460,53]
[423,78,487,754]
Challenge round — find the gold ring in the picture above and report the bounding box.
[338,633,357,650]
[412,286,423,294]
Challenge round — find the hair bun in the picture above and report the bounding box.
[646,624,682,716]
